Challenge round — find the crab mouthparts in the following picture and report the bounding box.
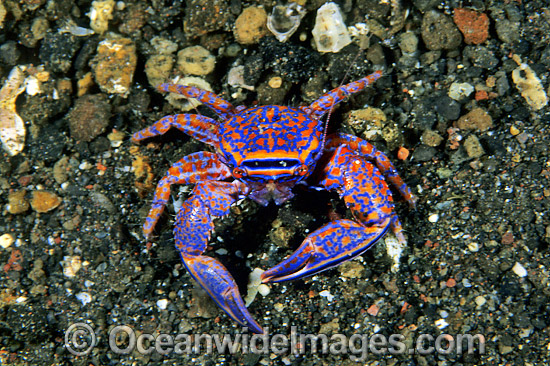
[248,181,295,206]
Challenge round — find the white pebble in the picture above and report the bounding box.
[428,213,439,223]
[319,290,335,302]
[312,2,351,53]
[467,242,479,252]
[157,299,169,310]
[512,262,528,277]
[435,318,449,330]
[0,233,14,249]
[62,256,82,277]
[79,161,93,170]
[448,82,474,100]
[75,292,92,306]
[258,284,270,297]
[474,295,486,307]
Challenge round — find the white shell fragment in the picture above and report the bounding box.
[512,262,528,278]
[75,292,92,306]
[384,234,405,272]
[0,233,15,249]
[88,0,115,34]
[61,255,82,278]
[267,2,306,43]
[312,2,352,53]
[435,318,449,330]
[0,66,27,156]
[245,268,270,306]
[156,298,169,310]
[448,82,474,100]
[319,290,335,301]
[511,54,548,110]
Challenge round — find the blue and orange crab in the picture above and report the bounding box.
[132,70,416,334]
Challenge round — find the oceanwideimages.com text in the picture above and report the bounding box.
[65,323,486,360]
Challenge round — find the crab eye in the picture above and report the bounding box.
[295,164,308,176]
[232,167,246,178]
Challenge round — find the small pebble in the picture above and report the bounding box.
[0,1,6,28]
[456,108,493,131]
[62,256,82,278]
[92,38,137,96]
[257,284,270,297]
[7,190,29,214]
[75,292,92,306]
[512,262,527,278]
[338,261,365,279]
[464,135,485,158]
[398,32,419,54]
[511,54,548,110]
[234,7,268,45]
[397,147,410,161]
[245,268,266,306]
[453,8,490,45]
[107,130,125,147]
[428,213,439,223]
[510,125,520,136]
[0,66,27,156]
[421,130,444,147]
[435,318,449,329]
[157,299,169,310]
[88,0,115,34]
[467,242,480,252]
[319,290,335,302]
[177,46,215,76]
[421,11,462,51]
[475,295,486,307]
[30,191,62,213]
[0,233,15,249]
[68,94,112,142]
[367,304,379,316]
[145,54,174,88]
[268,76,282,89]
[448,82,474,100]
[312,2,352,53]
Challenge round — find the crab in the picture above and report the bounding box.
[132,70,416,334]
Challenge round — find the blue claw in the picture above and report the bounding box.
[261,218,391,283]
[182,255,264,334]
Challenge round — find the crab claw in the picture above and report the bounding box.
[182,254,264,334]
[261,218,390,283]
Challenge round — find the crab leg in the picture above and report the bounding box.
[132,114,220,147]
[157,84,236,120]
[262,141,414,283]
[325,133,416,208]
[303,70,383,119]
[139,152,231,238]
[175,181,263,334]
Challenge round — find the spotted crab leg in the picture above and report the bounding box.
[262,135,415,283]
[132,109,230,237]
[157,84,236,120]
[176,180,263,334]
[132,114,220,146]
[301,70,383,119]
[140,152,231,237]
